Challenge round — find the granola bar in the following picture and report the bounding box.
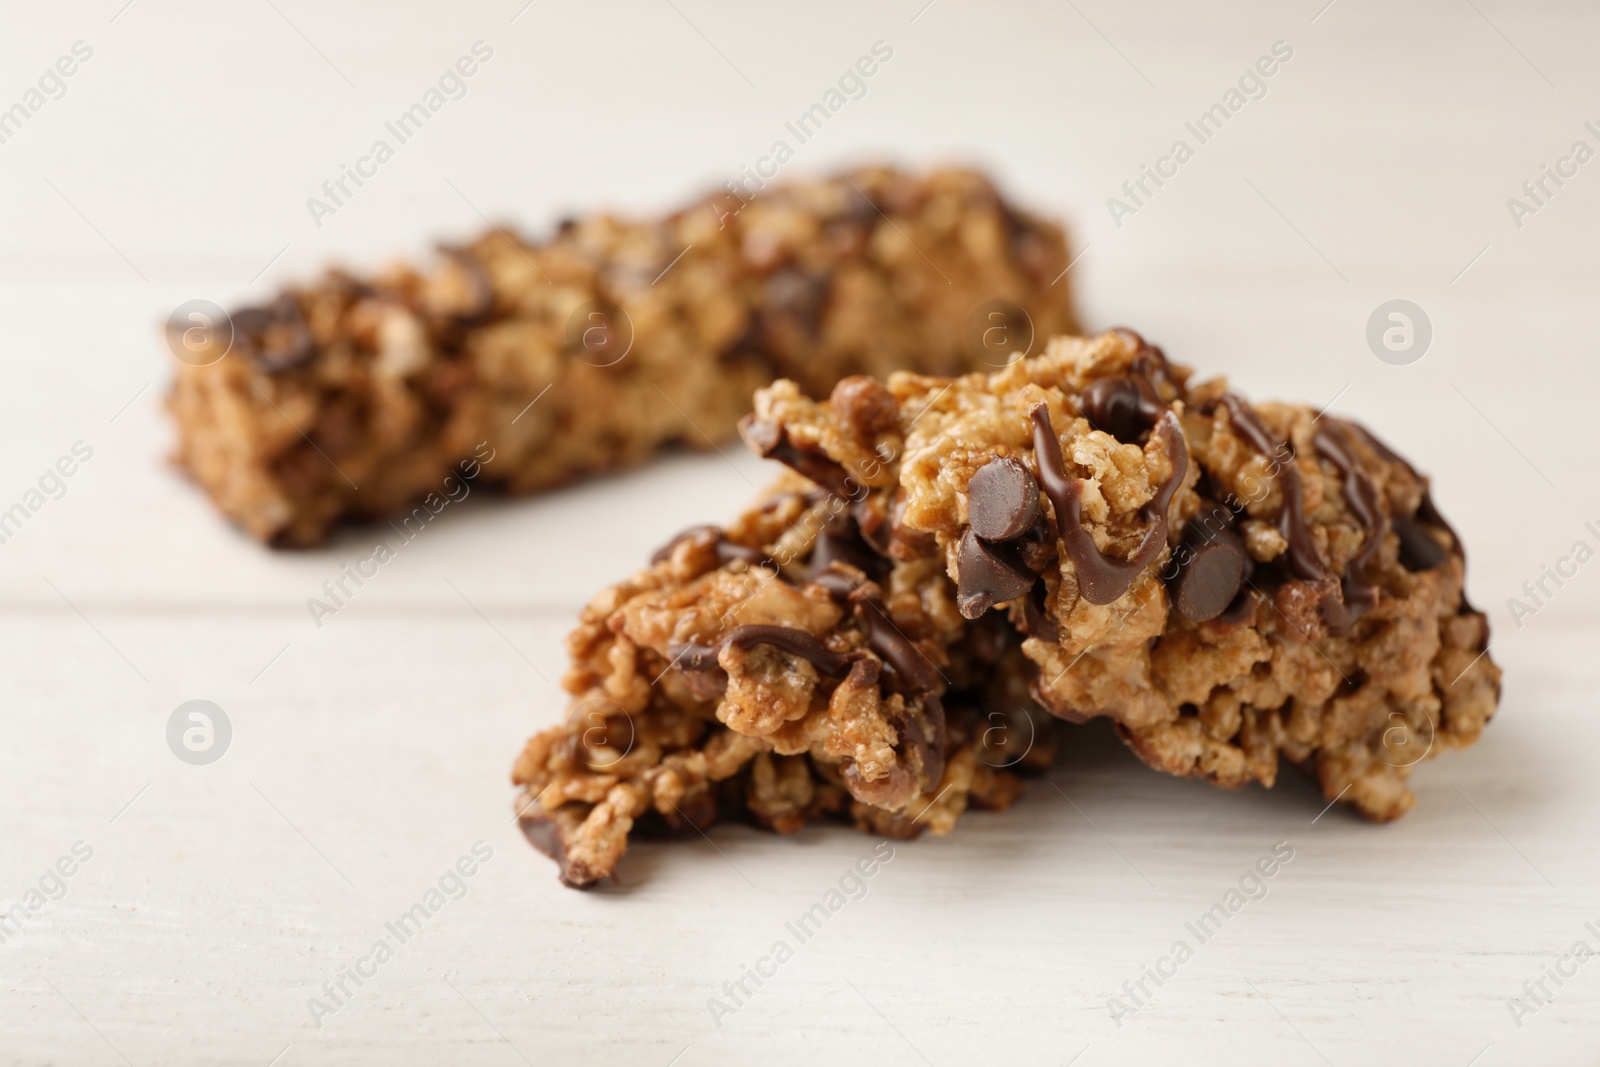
[740,329,1501,823]
[510,476,1054,888]
[167,167,1076,545]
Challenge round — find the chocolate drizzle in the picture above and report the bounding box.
[650,525,768,568]
[1220,394,1325,583]
[666,572,943,809]
[665,640,722,673]
[855,593,937,692]
[1029,403,1189,606]
[806,565,863,600]
[669,581,937,696]
[739,416,859,500]
[724,625,852,675]
[666,624,853,679]
[1313,421,1388,622]
[1345,420,1455,571]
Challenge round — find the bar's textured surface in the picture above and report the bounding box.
[167,167,1076,546]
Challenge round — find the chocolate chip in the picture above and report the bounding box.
[1394,513,1448,571]
[1216,588,1257,627]
[717,541,769,567]
[967,457,1039,542]
[955,529,1037,619]
[1080,378,1148,443]
[1171,538,1249,622]
[810,502,893,578]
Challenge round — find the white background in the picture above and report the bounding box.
[1,1,1597,1064]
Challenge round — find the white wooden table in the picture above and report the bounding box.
[2,2,1596,1063]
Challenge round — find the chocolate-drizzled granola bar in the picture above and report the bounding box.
[511,475,1054,888]
[167,167,1076,546]
[741,330,1501,823]
[512,330,1499,886]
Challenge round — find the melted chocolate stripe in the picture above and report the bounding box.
[1345,420,1460,551]
[668,625,853,679]
[650,525,769,568]
[669,612,933,691]
[901,695,945,789]
[665,640,722,672]
[724,625,851,676]
[806,565,864,600]
[1313,420,1389,623]
[854,593,938,692]
[1029,404,1188,606]
[740,416,859,500]
[1221,394,1326,583]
